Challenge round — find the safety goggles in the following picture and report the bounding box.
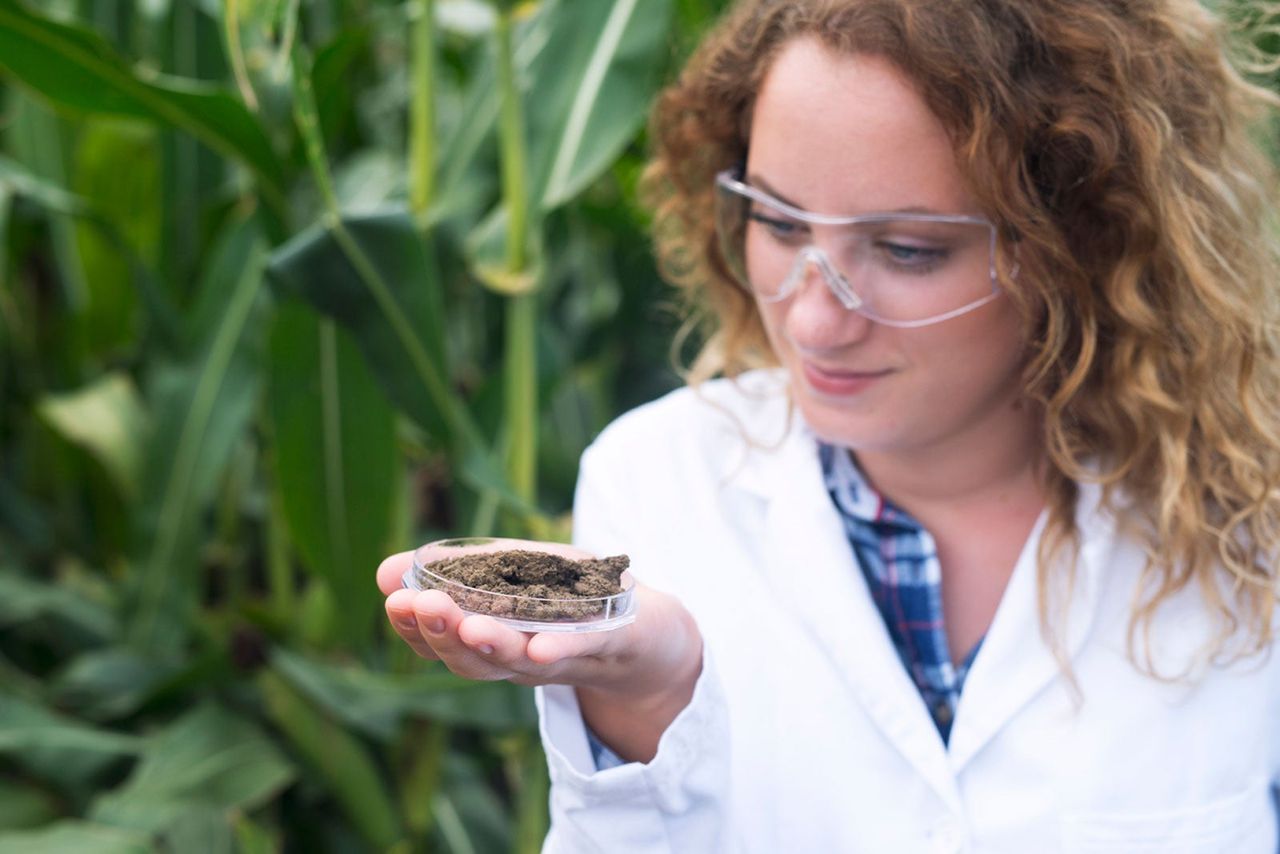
[714,170,1005,328]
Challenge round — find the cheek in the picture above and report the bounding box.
[909,308,1028,395]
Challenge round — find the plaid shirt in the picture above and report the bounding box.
[819,442,981,744]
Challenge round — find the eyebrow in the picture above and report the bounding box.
[747,172,950,217]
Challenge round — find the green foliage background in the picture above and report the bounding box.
[0,0,732,849]
[0,0,1274,851]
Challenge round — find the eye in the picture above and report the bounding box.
[748,210,809,243]
[876,240,949,272]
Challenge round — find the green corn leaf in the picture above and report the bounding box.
[271,647,537,740]
[310,26,368,141]
[0,777,60,830]
[0,691,135,798]
[436,0,497,37]
[0,181,10,281]
[399,719,448,840]
[532,0,673,209]
[35,372,147,501]
[0,149,180,347]
[258,668,404,850]
[6,92,88,317]
[0,1,286,212]
[431,752,512,854]
[0,568,117,640]
[465,0,673,293]
[0,692,143,756]
[431,7,546,224]
[508,730,549,854]
[51,646,182,721]
[128,215,270,651]
[0,777,59,831]
[267,301,399,647]
[266,208,452,444]
[90,703,295,835]
[69,120,161,357]
[231,814,278,854]
[151,806,235,854]
[432,794,480,854]
[0,822,153,854]
[0,152,89,217]
[466,187,545,297]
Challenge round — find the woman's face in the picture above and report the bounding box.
[745,39,1030,459]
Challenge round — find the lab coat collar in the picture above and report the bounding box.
[752,419,965,811]
[947,479,1115,773]
[721,387,1114,802]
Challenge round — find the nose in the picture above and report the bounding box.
[788,246,862,310]
[783,251,874,349]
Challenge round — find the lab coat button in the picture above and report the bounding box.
[928,819,965,854]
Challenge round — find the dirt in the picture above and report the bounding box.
[424,549,630,621]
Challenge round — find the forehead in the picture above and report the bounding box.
[746,38,977,216]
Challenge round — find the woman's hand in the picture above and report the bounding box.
[377,539,703,762]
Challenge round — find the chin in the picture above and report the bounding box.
[794,399,890,451]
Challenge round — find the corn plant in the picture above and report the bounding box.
[0,0,731,849]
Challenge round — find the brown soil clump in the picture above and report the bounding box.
[424,549,629,621]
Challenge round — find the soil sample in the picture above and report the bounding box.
[424,549,630,621]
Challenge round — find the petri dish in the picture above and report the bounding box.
[401,537,636,633]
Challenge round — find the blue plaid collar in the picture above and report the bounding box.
[818,441,981,744]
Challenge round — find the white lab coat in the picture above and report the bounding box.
[536,370,1280,853]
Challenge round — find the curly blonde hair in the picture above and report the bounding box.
[643,0,1280,672]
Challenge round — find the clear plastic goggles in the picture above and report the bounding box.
[714,170,1005,328]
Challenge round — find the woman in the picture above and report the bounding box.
[379,0,1280,849]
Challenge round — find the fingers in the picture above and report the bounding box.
[455,613,538,672]
[376,551,415,596]
[409,590,514,680]
[384,588,440,661]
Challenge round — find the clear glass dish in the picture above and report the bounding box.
[401,537,636,633]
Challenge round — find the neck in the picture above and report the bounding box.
[854,398,1045,518]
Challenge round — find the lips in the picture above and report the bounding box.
[801,360,891,396]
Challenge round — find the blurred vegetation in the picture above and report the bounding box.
[0,0,731,850]
[0,0,1274,852]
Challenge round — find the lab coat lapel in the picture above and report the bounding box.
[751,428,963,813]
[946,482,1115,773]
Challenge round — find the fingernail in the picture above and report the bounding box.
[395,618,418,631]
[425,617,445,635]
[476,643,494,655]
